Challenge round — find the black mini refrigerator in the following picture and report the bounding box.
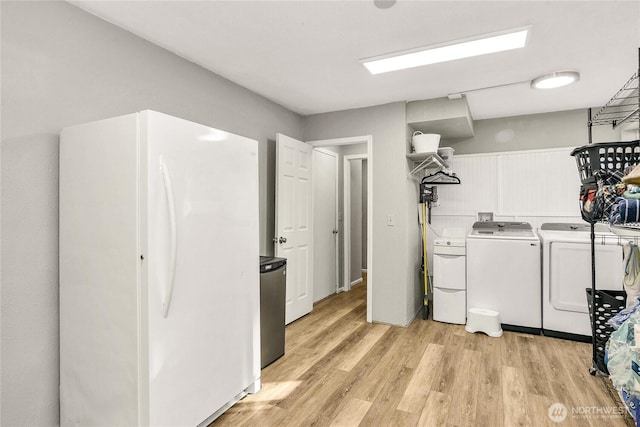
[259,256,287,368]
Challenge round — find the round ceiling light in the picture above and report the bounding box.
[374,0,397,9]
[530,71,580,89]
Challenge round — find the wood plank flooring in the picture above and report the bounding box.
[211,275,633,426]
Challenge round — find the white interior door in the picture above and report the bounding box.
[276,134,313,324]
[313,148,339,301]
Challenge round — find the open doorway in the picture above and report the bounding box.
[309,136,372,322]
[343,154,367,292]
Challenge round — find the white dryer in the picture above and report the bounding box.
[538,223,623,341]
[467,222,541,333]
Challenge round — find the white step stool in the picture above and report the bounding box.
[465,307,503,338]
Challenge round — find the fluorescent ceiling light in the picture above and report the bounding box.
[530,71,580,89]
[361,27,530,75]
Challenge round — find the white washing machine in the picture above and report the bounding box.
[538,223,623,341]
[433,230,466,324]
[467,221,541,333]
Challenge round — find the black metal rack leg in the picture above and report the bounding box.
[590,222,598,375]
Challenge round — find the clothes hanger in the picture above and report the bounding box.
[421,170,461,184]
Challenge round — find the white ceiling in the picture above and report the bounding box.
[70,0,639,120]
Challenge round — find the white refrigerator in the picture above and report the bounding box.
[59,110,261,426]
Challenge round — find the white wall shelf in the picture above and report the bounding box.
[406,152,447,176]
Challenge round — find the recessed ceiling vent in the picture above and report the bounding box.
[407,97,474,141]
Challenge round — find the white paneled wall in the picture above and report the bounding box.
[436,155,498,216]
[496,150,579,216]
[429,147,582,237]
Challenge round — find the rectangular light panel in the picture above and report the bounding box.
[362,27,530,75]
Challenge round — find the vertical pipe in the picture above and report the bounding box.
[587,91,595,373]
[590,222,597,372]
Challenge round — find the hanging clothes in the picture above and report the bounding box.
[623,243,640,308]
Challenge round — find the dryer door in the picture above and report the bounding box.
[549,241,623,313]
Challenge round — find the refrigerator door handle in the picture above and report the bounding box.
[160,159,177,318]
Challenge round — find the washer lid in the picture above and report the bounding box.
[472,221,532,231]
[470,221,536,237]
[540,222,611,233]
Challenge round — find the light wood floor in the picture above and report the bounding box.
[211,275,633,426]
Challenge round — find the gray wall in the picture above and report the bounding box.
[447,108,622,155]
[304,102,420,327]
[1,2,302,425]
[362,159,368,270]
[404,126,424,326]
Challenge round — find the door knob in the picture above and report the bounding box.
[279,236,287,244]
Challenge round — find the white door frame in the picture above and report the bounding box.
[308,136,373,323]
[312,147,341,296]
[343,154,367,293]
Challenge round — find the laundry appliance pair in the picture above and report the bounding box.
[463,221,623,340]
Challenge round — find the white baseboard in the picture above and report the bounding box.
[350,277,363,287]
